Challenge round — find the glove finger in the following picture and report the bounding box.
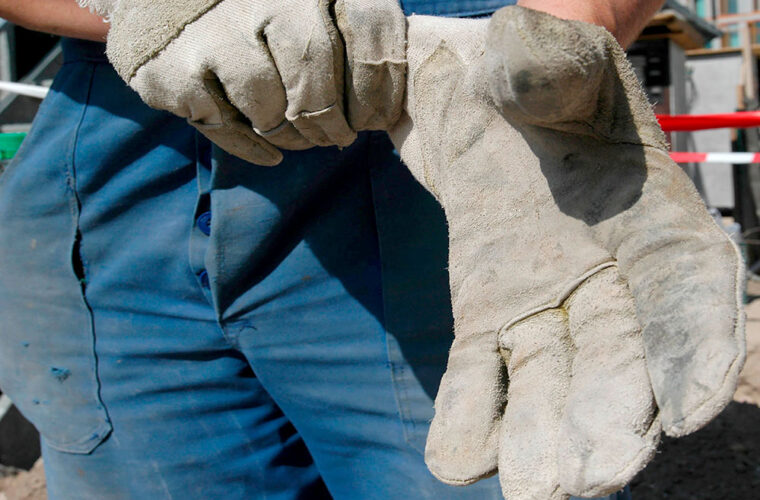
[498,310,571,500]
[334,0,407,131]
[485,6,609,126]
[130,60,282,166]
[191,120,282,167]
[591,147,745,437]
[265,1,356,148]
[425,334,505,485]
[207,24,313,151]
[559,266,660,497]
[195,75,283,166]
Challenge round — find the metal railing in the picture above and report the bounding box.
[0,20,53,100]
[0,20,61,130]
[0,19,17,87]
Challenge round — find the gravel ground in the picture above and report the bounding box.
[0,460,45,500]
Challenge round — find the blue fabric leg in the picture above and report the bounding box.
[0,40,328,500]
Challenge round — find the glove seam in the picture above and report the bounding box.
[255,119,290,138]
[354,58,407,65]
[427,466,497,486]
[287,102,343,121]
[562,122,668,151]
[498,261,617,335]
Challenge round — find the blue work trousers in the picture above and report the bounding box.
[0,2,630,499]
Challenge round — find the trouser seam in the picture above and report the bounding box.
[66,61,114,449]
[366,132,417,449]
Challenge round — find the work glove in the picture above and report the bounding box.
[80,0,406,165]
[388,6,745,499]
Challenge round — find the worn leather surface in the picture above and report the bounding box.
[389,7,745,498]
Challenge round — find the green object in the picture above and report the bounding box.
[0,133,27,161]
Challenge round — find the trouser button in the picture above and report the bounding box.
[197,212,211,236]
[198,270,210,288]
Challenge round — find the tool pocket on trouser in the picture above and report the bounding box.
[0,59,112,454]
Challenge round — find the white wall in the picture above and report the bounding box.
[684,52,743,208]
[739,0,756,14]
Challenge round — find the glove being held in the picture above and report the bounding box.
[389,7,745,499]
[82,0,406,165]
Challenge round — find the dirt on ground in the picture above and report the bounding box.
[0,460,45,500]
[3,288,760,500]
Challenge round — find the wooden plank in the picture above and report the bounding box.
[640,11,708,50]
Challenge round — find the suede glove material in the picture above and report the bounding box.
[81,0,406,166]
[389,7,745,499]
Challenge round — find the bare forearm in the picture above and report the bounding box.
[0,0,108,42]
[517,0,665,47]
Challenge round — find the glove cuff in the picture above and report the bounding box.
[105,0,224,81]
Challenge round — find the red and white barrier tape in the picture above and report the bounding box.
[670,152,760,164]
[657,112,760,131]
[657,112,760,163]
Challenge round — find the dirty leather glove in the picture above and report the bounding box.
[79,0,406,165]
[388,6,745,499]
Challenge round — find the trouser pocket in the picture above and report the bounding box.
[0,237,113,454]
[0,66,112,454]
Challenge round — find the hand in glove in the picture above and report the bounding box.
[388,6,745,499]
[80,0,406,165]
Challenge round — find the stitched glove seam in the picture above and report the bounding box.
[498,261,617,336]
